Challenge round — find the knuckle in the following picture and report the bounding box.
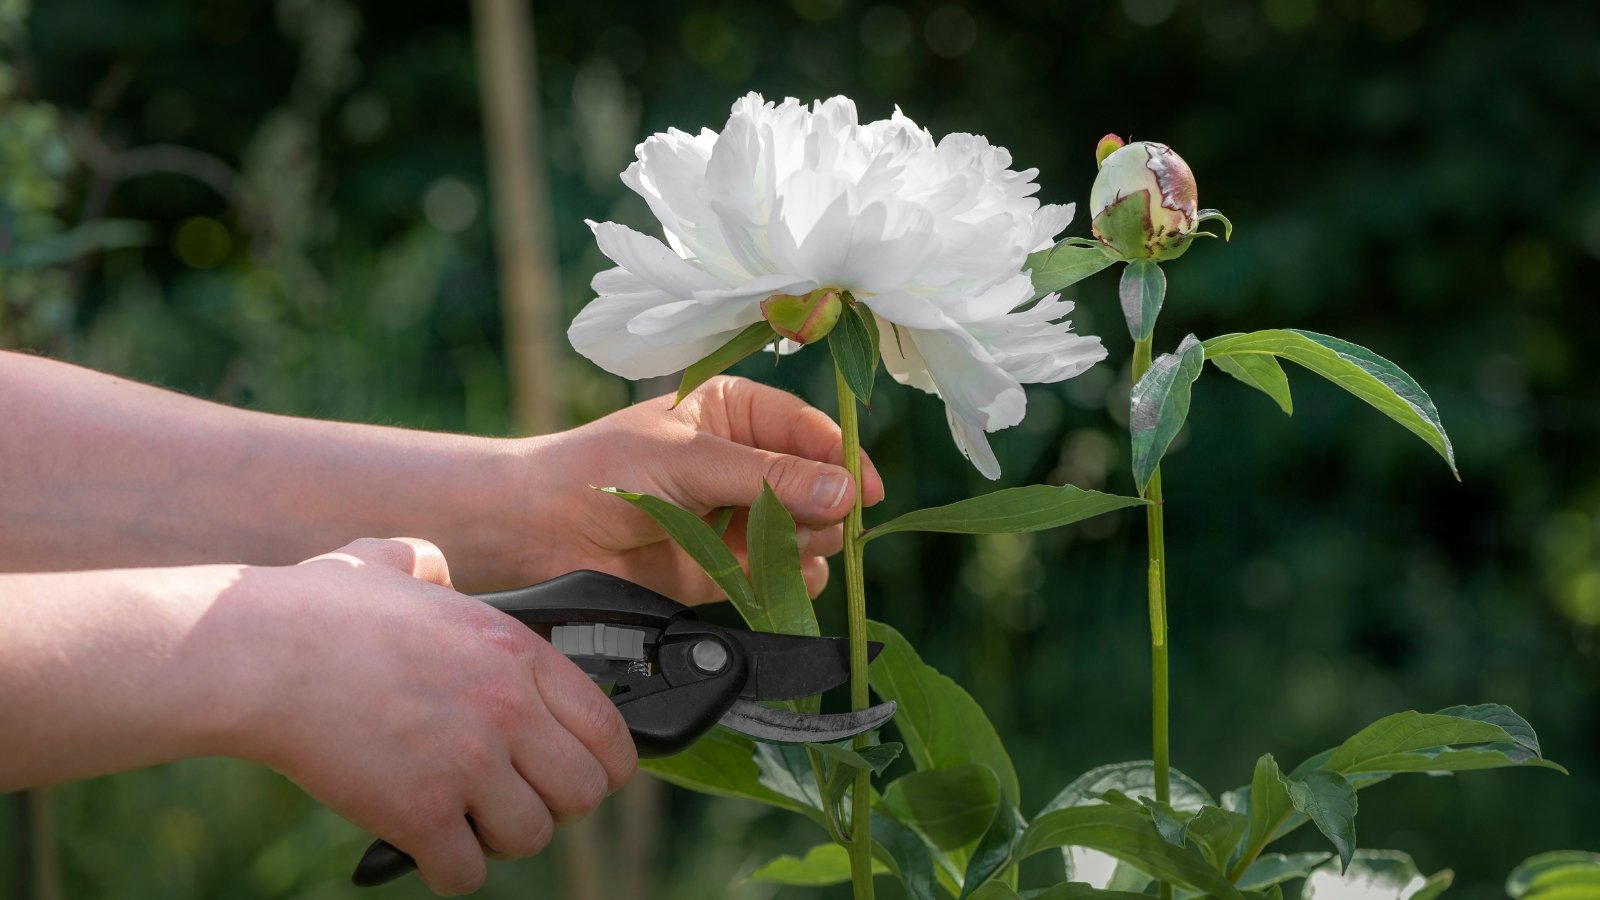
[432,858,486,896]
[469,678,528,729]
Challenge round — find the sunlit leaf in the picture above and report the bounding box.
[1506,851,1600,900]
[597,487,755,613]
[1027,240,1116,300]
[748,843,888,886]
[862,485,1145,544]
[1201,329,1457,478]
[746,482,819,637]
[1211,353,1293,415]
[641,730,814,819]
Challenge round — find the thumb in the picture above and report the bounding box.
[664,437,856,525]
[311,537,454,588]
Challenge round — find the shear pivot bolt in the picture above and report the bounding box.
[691,639,729,673]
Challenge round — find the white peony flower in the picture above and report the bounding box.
[568,93,1107,478]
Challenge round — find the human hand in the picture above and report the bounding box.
[511,376,885,603]
[229,538,636,896]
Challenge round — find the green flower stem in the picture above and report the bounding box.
[1132,336,1173,900]
[835,364,875,900]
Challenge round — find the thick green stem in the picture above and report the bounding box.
[1132,337,1172,900]
[835,366,874,900]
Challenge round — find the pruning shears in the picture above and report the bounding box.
[352,569,896,887]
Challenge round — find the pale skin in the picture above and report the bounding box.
[0,351,883,895]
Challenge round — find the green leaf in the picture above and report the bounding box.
[597,488,756,612]
[1201,329,1457,478]
[1027,241,1117,299]
[882,764,1002,851]
[1137,797,1189,846]
[674,321,775,405]
[1436,703,1542,756]
[745,482,820,638]
[1129,334,1205,491]
[1015,803,1244,900]
[1235,852,1331,891]
[748,843,889,886]
[970,884,1024,900]
[866,621,1019,801]
[862,485,1146,545]
[1195,208,1233,240]
[1211,353,1293,415]
[1506,851,1600,900]
[813,740,903,777]
[1243,754,1297,856]
[1284,771,1357,871]
[959,801,1025,899]
[1040,761,1216,816]
[710,505,735,536]
[1301,850,1452,900]
[1028,886,1159,900]
[1118,259,1166,341]
[641,730,814,819]
[1185,805,1249,872]
[873,813,942,900]
[830,301,880,405]
[752,741,823,815]
[1317,708,1564,776]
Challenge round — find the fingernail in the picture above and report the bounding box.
[796,526,815,551]
[812,473,850,509]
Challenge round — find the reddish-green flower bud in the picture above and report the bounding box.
[1090,141,1200,261]
[1094,133,1125,169]
[761,288,844,344]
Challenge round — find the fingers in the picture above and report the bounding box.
[397,806,485,896]
[309,537,453,588]
[531,641,638,791]
[802,556,830,598]
[467,772,553,861]
[660,433,860,526]
[691,376,886,508]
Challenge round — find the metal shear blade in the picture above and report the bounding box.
[718,698,898,744]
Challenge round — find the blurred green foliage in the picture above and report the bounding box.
[1,0,1597,898]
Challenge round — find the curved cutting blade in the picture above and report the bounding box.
[718,699,897,744]
[724,629,884,701]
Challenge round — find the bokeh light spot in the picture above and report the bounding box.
[173,217,231,269]
[860,6,913,56]
[924,5,977,59]
[791,0,843,23]
[423,177,479,234]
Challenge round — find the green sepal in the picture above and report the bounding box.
[673,321,775,405]
[829,299,880,405]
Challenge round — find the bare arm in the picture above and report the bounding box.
[0,538,636,895]
[0,351,882,597]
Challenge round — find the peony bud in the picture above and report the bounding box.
[761,288,844,344]
[1090,141,1200,261]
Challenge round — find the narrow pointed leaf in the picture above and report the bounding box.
[1185,805,1249,872]
[675,321,775,405]
[749,843,889,886]
[1027,241,1117,299]
[812,740,902,777]
[862,485,1145,544]
[882,764,1002,851]
[1119,259,1166,341]
[867,621,1019,801]
[1318,709,1560,775]
[598,487,756,613]
[746,483,820,637]
[1196,208,1233,240]
[1284,770,1357,871]
[829,301,880,404]
[1211,353,1293,415]
[1129,334,1205,490]
[1201,329,1457,477]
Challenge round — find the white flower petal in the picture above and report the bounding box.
[568,289,742,379]
[947,408,1002,480]
[588,220,724,297]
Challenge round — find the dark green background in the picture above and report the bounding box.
[2,0,1596,897]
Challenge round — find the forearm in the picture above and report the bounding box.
[0,352,537,588]
[0,565,253,789]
